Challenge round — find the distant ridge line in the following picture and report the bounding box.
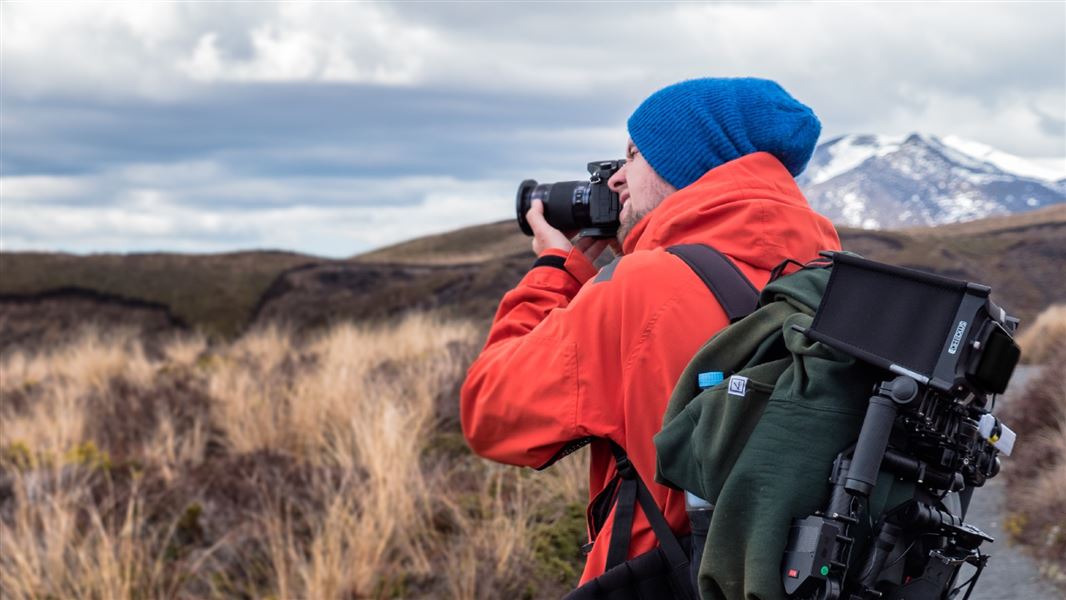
[901,204,1066,236]
[0,286,189,330]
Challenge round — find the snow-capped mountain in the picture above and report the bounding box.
[797,134,1065,229]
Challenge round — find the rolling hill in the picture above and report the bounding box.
[1,205,1063,352]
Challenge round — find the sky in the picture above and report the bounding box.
[1,1,1064,257]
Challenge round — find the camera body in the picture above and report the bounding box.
[516,159,625,239]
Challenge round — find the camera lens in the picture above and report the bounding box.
[515,159,623,239]
[515,179,591,236]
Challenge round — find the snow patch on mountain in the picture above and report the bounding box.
[940,136,1066,182]
[807,134,904,185]
[799,133,1065,229]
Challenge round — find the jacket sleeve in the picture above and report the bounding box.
[460,246,620,468]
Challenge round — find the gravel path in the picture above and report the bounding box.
[963,365,1063,600]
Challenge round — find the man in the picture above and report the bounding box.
[460,78,841,592]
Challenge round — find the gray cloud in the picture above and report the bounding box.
[1,1,1063,255]
[1033,101,1066,141]
[3,84,626,180]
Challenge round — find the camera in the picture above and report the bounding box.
[516,159,625,239]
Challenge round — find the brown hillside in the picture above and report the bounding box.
[251,254,532,334]
[352,221,526,265]
[902,203,1066,237]
[339,213,1064,327]
[1,208,1063,350]
[0,251,316,342]
[837,218,1065,326]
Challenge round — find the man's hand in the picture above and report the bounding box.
[526,200,621,263]
[526,200,573,255]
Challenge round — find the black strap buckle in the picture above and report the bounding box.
[615,454,636,479]
[600,440,693,589]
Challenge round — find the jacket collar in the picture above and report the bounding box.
[621,152,840,271]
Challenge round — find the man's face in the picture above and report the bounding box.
[608,139,677,247]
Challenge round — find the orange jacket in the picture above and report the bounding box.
[461,152,841,585]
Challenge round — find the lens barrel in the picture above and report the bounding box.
[516,179,591,236]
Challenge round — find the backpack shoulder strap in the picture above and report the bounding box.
[666,244,759,322]
[588,441,696,599]
[603,441,689,571]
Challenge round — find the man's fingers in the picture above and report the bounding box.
[527,200,573,254]
[526,200,548,230]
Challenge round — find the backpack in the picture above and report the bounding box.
[566,245,1011,600]
[653,246,1013,600]
[653,248,912,600]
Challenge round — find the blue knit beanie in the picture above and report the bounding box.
[627,78,821,189]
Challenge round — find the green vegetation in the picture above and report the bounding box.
[64,440,112,471]
[1,440,112,472]
[531,502,588,587]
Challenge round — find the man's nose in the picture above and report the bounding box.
[608,165,626,196]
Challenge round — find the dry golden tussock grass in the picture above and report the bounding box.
[1,381,87,466]
[1010,413,1066,584]
[0,472,216,598]
[0,314,589,599]
[1,326,154,394]
[1001,347,1066,586]
[162,331,209,366]
[261,474,425,598]
[1016,303,1066,364]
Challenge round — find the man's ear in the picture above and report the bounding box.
[652,171,678,205]
[646,159,677,196]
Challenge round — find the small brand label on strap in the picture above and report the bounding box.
[728,375,748,397]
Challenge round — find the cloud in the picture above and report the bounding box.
[1,175,88,201]
[176,4,434,85]
[1,2,441,99]
[0,1,1063,255]
[7,3,1062,100]
[1,162,516,256]
[1,84,626,181]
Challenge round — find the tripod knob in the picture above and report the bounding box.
[884,376,918,404]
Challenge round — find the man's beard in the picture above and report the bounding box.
[616,207,650,248]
